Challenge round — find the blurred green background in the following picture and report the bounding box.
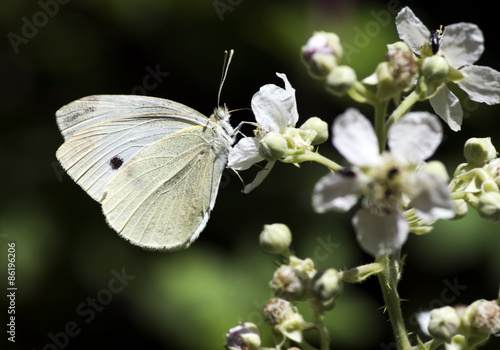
[1,0,499,349]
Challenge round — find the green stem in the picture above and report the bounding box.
[376,255,411,350]
[374,100,389,152]
[282,150,342,171]
[385,89,421,130]
[339,262,383,283]
[313,309,330,350]
[409,339,444,350]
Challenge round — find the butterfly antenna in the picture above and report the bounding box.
[218,49,234,107]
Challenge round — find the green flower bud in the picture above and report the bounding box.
[325,65,357,96]
[302,32,343,78]
[300,117,329,145]
[259,223,292,256]
[225,322,261,350]
[428,306,460,343]
[422,55,450,84]
[452,199,468,220]
[464,137,497,166]
[259,131,287,161]
[310,268,342,301]
[421,160,450,182]
[478,192,500,222]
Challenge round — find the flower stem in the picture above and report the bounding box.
[312,308,330,350]
[339,262,383,283]
[385,89,421,130]
[374,100,389,153]
[376,255,411,350]
[283,150,342,171]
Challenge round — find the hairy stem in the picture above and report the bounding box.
[376,255,411,350]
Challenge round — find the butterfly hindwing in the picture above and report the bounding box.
[56,114,204,201]
[101,125,228,250]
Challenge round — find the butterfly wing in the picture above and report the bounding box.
[56,94,208,140]
[101,125,229,250]
[56,95,210,202]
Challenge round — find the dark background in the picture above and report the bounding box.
[1,0,499,349]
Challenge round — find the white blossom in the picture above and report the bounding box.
[312,108,454,257]
[396,6,500,131]
[228,73,298,193]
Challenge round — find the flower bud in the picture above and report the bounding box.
[422,55,450,85]
[428,306,460,343]
[300,117,329,145]
[259,131,288,161]
[385,41,418,89]
[259,223,292,256]
[463,299,500,335]
[452,199,468,220]
[263,298,293,325]
[270,265,306,300]
[464,137,497,166]
[326,65,357,96]
[478,192,500,222]
[225,322,261,350]
[310,268,342,301]
[421,160,450,182]
[302,32,343,78]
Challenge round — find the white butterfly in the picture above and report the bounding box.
[56,51,236,250]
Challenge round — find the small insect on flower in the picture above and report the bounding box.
[430,26,444,55]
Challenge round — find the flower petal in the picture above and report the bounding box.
[440,23,484,68]
[388,112,442,164]
[395,7,430,54]
[243,161,275,194]
[251,75,297,133]
[412,173,455,222]
[458,65,500,105]
[352,208,409,257]
[332,108,381,167]
[429,86,463,131]
[312,171,364,213]
[276,73,299,127]
[228,137,263,171]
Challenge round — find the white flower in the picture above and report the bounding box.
[228,72,299,193]
[396,6,500,131]
[312,108,454,257]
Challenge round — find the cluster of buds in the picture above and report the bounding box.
[261,224,342,305]
[423,296,500,348]
[224,224,343,349]
[450,137,500,222]
[301,31,357,96]
[258,117,329,163]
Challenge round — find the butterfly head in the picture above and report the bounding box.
[213,105,231,121]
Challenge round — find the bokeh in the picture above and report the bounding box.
[1,0,499,349]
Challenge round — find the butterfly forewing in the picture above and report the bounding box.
[101,125,228,249]
[56,95,208,140]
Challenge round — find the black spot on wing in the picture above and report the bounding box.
[110,156,124,170]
